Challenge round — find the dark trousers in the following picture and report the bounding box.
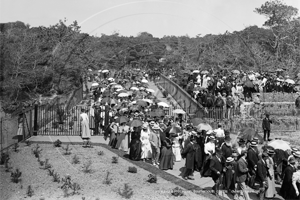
[263,130,270,141]
[212,175,221,194]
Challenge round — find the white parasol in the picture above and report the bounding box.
[285,79,295,84]
[88,69,92,72]
[142,99,153,104]
[118,93,129,97]
[141,79,148,83]
[102,69,109,73]
[172,109,186,114]
[268,140,291,151]
[193,70,200,73]
[107,77,114,81]
[91,82,99,87]
[130,87,139,91]
[146,88,155,93]
[157,102,169,107]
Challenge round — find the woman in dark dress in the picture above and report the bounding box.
[159,127,174,170]
[129,127,142,161]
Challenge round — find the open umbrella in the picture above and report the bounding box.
[146,88,155,93]
[238,128,263,143]
[201,70,209,74]
[142,99,153,104]
[190,118,205,126]
[285,79,295,84]
[232,70,240,74]
[112,84,123,89]
[129,119,143,127]
[157,102,169,108]
[102,69,109,73]
[192,70,200,73]
[141,79,148,83]
[149,109,165,117]
[268,140,291,151]
[101,97,115,104]
[107,77,114,81]
[118,93,129,97]
[170,125,182,134]
[91,82,99,87]
[130,87,139,91]
[173,109,186,114]
[136,100,148,107]
[115,116,129,124]
[195,123,212,132]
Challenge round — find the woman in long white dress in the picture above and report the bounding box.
[172,133,182,162]
[80,108,91,143]
[118,122,130,152]
[265,149,276,198]
[140,124,152,161]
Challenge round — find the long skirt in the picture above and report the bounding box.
[141,142,152,159]
[109,132,117,147]
[118,133,129,152]
[172,145,182,162]
[265,168,276,198]
[159,146,174,170]
[129,139,142,161]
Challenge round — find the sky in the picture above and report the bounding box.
[1,0,299,38]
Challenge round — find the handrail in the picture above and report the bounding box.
[158,74,204,117]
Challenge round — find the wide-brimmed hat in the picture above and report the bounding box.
[252,137,259,142]
[293,151,300,158]
[262,152,269,158]
[238,138,246,144]
[152,124,160,130]
[267,149,275,155]
[225,136,231,142]
[226,157,234,163]
[208,135,215,140]
[292,147,299,152]
[250,141,258,146]
[232,152,239,157]
[149,121,156,126]
[289,157,296,164]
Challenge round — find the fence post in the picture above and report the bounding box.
[33,103,38,136]
[0,118,2,152]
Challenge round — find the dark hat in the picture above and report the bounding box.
[267,149,275,155]
[262,152,269,158]
[238,138,246,144]
[225,136,231,142]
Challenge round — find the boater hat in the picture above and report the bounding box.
[267,149,275,155]
[250,141,258,146]
[292,151,300,158]
[226,157,234,163]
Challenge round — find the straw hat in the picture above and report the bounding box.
[226,157,234,163]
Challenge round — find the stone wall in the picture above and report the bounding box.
[253,92,298,102]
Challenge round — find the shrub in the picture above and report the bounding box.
[171,187,184,197]
[41,159,52,170]
[53,172,60,183]
[97,151,104,156]
[62,144,72,155]
[4,157,12,172]
[82,160,92,173]
[26,185,34,197]
[32,144,42,158]
[48,169,55,176]
[103,171,112,185]
[11,168,22,183]
[13,143,19,152]
[61,175,80,197]
[0,152,9,165]
[112,156,119,164]
[128,166,137,173]
[72,155,80,164]
[147,174,157,183]
[39,160,45,166]
[25,140,31,146]
[118,183,133,199]
[53,139,62,147]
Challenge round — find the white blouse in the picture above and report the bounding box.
[292,170,300,183]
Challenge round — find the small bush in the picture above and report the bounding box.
[62,144,72,155]
[98,151,104,156]
[171,187,184,197]
[118,183,133,199]
[112,156,119,164]
[39,160,45,166]
[41,159,52,170]
[103,171,112,185]
[13,143,19,152]
[147,174,157,183]
[61,175,80,197]
[72,155,80,164]
[53,139,62,147]
[0,152,9,165]
[26,185,34,197]
[32,144,42,158]
[11,168,22,183]
[82,160,92,173]
[4,158,12,172]
[25,140,31,146]
[128,166,137,173]
[53,172,60,183]
[48,169,55,176]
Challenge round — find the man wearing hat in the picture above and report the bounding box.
[149,124,161,167]
[214,124,225,148]
[262,113,272,141]
[204,136,216,157]
[236,150,250,200]
[280,156,297,199]
[247,140,259,188]
[209,148,224,196]
[257,152,271,200]
[293,150,300,162]
[223,156,236,195]
[220,135,232,159]
[237,138,247,156]
[181,135,197,180]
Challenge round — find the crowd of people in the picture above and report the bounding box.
[80,69,300,200]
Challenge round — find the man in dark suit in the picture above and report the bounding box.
[247,140,259,188]
[256,152,271,200]
[280,156,297,199]
[262,113,272,141]
[209,148,224,196]
[181,135,196,180]
[236,150,250,200]
[220,135,232,159]
[93,103,102,135]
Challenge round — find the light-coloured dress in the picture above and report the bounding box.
[265,157,276,198]
[172,135,182,162]
[140,128,152,159]
[118,125,130,152]
[80,112,91,139]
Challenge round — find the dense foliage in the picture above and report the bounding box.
[0,0,299,113]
